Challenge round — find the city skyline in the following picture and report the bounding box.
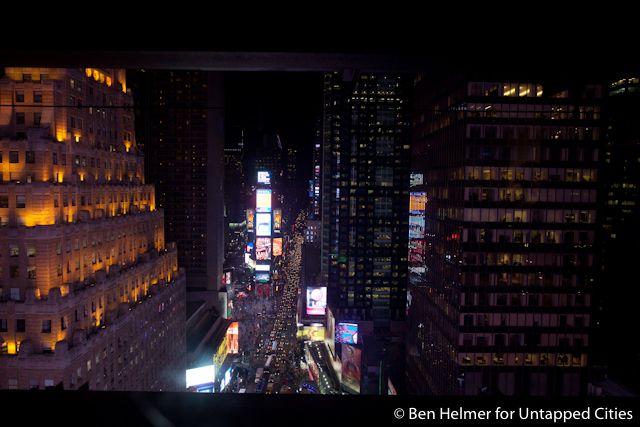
[0,61,638,399]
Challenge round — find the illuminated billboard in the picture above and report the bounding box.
[409,192,427,213]
[326,308,336,358]
[304,326,325,341]
[213,335,228,367]
[272,238,283,256]
[256,237,271,260]
[255,263,270,272]
[246,242,253,253]
[306,287,327,316]
[257,171,271,185]
[186,365,216,388]
[341,344,361,394]
[336,322,358,344]
[224,271,232,286]
[410,173,424,187]
[226,322,239,354]
[246,208,255,232]
[409,239,425,263]
[245,253,255,268]
[255,272,270,283]
[273,209,282,232]
[256,189,272,212]
[409,216,425,240]
[256,213,272,236]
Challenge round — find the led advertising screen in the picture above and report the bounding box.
[255,272,270,283]
[272,238,283,256]
[226,322,239,354]
[303,325,325,341]
[409,215,425,239]
[409,239,425,263]
[273,208,282,232]
[326,307,336,358]
[257,170,271,185]
[410,173,424,187]
[409,192,427,213]
[255,263,270,272]
[245,253,255,268]
[246,242,253,253]
[246,208,255,232]
[341,344,361,394]
[256,212,272,237]
[306,287,327,316]
[256,237,271,260]
[336,322,358,344]
[186,365,216,388]
[256,189,272,213]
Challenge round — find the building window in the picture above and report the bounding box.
[25,151,36,164]
[34,112,42,126]
[61,317,67,330]
[15,112,25,125]
[15,91,24,102]
[33,91,43,103]
[16,195,26,209]
[0,196,8,208]
[9,151,19,163]
[42,320,52,333]
[27,266,37,280]
[16,319,26,332]
[27,246,36,257]
[10,266,19,279]
[10,245,19,257]
[0,319,7,332]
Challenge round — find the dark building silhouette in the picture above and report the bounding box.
[595,76,640,392]
[407,74,602,396]
[130,70,225,309]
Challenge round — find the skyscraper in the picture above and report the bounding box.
[130,70,225,308]
[321,71,411,393]
[408,75,601,396]
[596,76,640,391]
[309,117,322,220]
[0,67,186,390]
[224,126,245,227]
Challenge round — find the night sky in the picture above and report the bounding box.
[224,72,324,186]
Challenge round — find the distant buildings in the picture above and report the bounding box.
[321,71,411,394]
[407,75,601,396]
[0,67,186,390]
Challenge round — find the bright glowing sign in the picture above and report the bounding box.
[245,253,255,268]
[410,173,423,187]
[256,189,272,212]
[255,264,270,272]
[246,242,254,253]
[256,237,271,260]
[186,365,216,388]
[226,322,239,354]
[257,171,271,185]
[273,209,282,232]
[246,209,255,232]
[409,215,425,239]
[409,192,427,213]
[336,322,358,344]
[341,344,361,394]
[256,272,270,283]
[272,238,283,256]
[306,287,327,316]
[256,213,272,236]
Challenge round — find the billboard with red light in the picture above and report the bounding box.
[306,287,327,316]
[341,344,361,394]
